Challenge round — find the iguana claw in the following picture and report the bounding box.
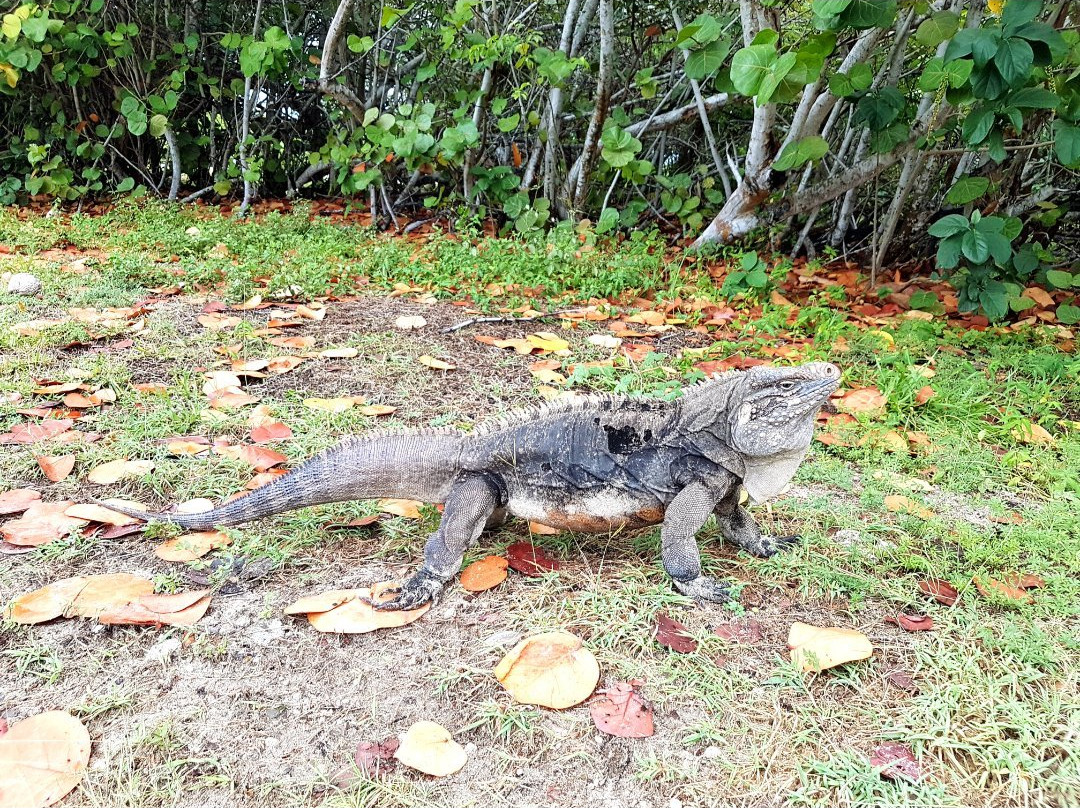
[673,575,732,604]
[756,533,801,557]
[373,568,447,611]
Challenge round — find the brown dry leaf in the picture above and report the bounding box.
[209,390,261,409]
[249,421,293,443]
[528,521,562,536]
[0,419,74,444]
[1,501,87,546]
[283,590,359,615]
[918,578,959,606]
[132,382,169,395]
[378,498,422,518]
[36,455,76,483]
[202,371,243,396]
[86,458,154,485]
[590,681,655,739]
[231,358,269,375]
[494,631,600,709]
[835,388,887,417]
[393,721,467,777]
[304,397,356,413]
[655,613,698,653]
[787,622,873,672]
[214,445,288,471]
[197,313,242,330]
[883,495,934,520]
[876,430,910,454]
[884,613,935,632]
[1025,286,1054,308]
[267,356,306,374]
[974,576,1034,604]
[155,531,232,562]
[166,439,211,456]
[394,315,427,330]
[1012,421,1055,445]
[5,577,89,624]
[418,355,456,370]
[870,743,922,782]
[0,488,42,515]
[914,386,936,406]
[0,710,92,808]
[96,592,212,626]
[1002,572,1045,590]
[64,503,139,526]
[505,542,560,576]
[62,573,155,618]
[295,304,326,321]
[358,404,397,417]
[460,556,509,593]
[476,335,537,355]
[267,335,315,350]
[303,581,431,633]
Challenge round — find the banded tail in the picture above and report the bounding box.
[98,432,467,531]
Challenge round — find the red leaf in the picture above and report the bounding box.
[1002,572,1045,590]
[884,669,919,694]
[589,682,654,738]
[885,613,935,632]
[869,742,921,782]
[713,619,764,644]
[655,613,697,653]
[505,542,560,576]
[0,419,74,444]
[355,738,399,774]
[917,578,958,606]
[249,421,293,443]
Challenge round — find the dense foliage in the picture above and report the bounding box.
[1,0,1078,316]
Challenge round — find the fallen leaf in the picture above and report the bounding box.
[1001,572,1045,590]
[869,742,921,782]
[418,355,456,370]
[875,430,911,454]
[494,631,600,709]
[35,455,76,483]
[378,498,422,518]
[1012,421,1055,445]
[133,382,169,394]
[974,576,1033,604]
[63,503,139,526]
[884,495,934,520]
[590,681,654,738]
[213,445,288,472]
[787,622,873,672]
[5,577,89,624]
[0,419,74,444]
[528,521,562,536]
[283,590,358,615]
[884,613,935,631]
[460,556,509,593]
[319,347,359,358]
[299,581,431,633]
[655,613,698,653]
[835,388,887,417]
[713,619,764,644]
[914,386,936,405]
[267,335,315,350]
[918,578,959,606]
[526,332,571,353]
[304,397,356,413]
[86,458,154,485]
[884,669,919,694]
[345,739,399,780]
[475,335,537,354]
[358,404,397,417]
[62,573,155,618]
[0,488,42,515]
[1,501,87,546]
[155,531,232,562]
[249,421,293,443]
[202,371,244,396]
[166,439,211,456]
[96,591,212,626]
[394,315,427,330]
[393,721,467,777]
[505,542,560,576]
[0,711,91,808]
[267,356,306,374]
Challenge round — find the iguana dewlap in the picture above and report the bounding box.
[103,362,841,608]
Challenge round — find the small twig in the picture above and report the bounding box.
[442,307,592,333]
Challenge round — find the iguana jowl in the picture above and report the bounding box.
[105,362,840,609]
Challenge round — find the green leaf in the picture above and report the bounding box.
[928,214,970,239]
[848,62,872,91]
[679,14,722,47]
[936,235,963,269]
[994,37,1034,86]
[600,126,642,168]
[2,13,22,38]
[596,206,619,235]
[838,0,897,29]
[730,44,776,97]
[381,6,406,28]
[944,176,990,204]
[20,15,48,42]
[496,113,520,133]
[1006,87,1057,109]
[1001,1,1042,34]
[908,290,942,313]
[347,34,374,54]
[984,232,1013,264]
[961,107,995,144]
[116,176,135,193]
[916,11,959,48]
[756,51,797,104]
[149,114,168,138]
[120,95,141,117]
[812,0,852,16]
[1045,270,1076,289]
[685,38,731,80]
[829,72,854,97]
[772,136,829,171]
[917,58,947,92]
[1052,121,1080,167]
[979,283,1009,321]
[1056,304,1080,325]
[962,229,991,264]
[945,59,973,88]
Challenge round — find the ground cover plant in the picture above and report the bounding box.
[1,204,1079,808]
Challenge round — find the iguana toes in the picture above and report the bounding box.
[103,361,840,610]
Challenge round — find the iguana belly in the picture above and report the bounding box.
[507,490,665,533]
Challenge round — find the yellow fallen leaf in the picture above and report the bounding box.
[304,397,356,413]
[1012,421,1054,445]
[154,531,232,562]
[301,581,430,633]
[394,721,467,777]
[378,498,422,518]
[494,631,600,709]
[86,459,154,485]
[884,495,934,519]
[395,315,427,330]
[0,711,91,808]
[359,404,397,417]
[530,367,567,385]
[527,331,570,353]
[787,622,873,672]
[419,355,456,370]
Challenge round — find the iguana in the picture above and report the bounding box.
[102,361,840,610]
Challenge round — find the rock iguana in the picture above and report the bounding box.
[103,362,840,610]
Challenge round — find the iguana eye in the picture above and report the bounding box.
[779,380,796,391]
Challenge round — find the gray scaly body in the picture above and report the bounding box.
[104,362,841,609]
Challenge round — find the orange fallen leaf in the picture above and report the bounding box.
[297,581,431,633]
[884,613,935,631]
[96,591,213,626]
[5,577,89,624]
[590,681,654,739]
[787,622,873,672]
[494,631,600,709]
[0,488,42,515]
[267,335,315,350]
[249,420,293,443]
[132,382,169,394]
[267,356,305,374]
[154,531,232,562]
[209,390,261,409]
[358,404,397,417]
[64,503,139,526]
[1001,572,1045,590]
[528,521,562,535]
[166,439,210,456]
[835,387,887,417]
[283,590,358,615]
[62,573,155,618]
[86,458,154,485]
[1011,422,1054,445]
[0,420,74,444]
[914,386,936,405]
[0,711,91,808]
[36,455,76,482]
[213,445,288,471]
[393,721,467,777]
[1,501,87,546]
[918,578,959,606]
[460,556,509,593]
[973,576,1034,604]
[884,495,934,520]
[418,355,456,370]
[378,498,422,518]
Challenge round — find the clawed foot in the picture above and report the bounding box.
[672,575,732,604]
[754,533,801,558]
[373,568,448,611]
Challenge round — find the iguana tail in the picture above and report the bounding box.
[98,432,466,531]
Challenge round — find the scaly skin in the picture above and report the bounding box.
[101,362,841,609]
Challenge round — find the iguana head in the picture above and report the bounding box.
[728,362,840,457]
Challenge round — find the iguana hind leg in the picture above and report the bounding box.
[713,488,799,558]
[377,473,502,611]
[661,480,733,603]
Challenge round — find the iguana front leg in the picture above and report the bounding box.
[377,473,501,611]
[713,487,799,558]
[662,480,734,603]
